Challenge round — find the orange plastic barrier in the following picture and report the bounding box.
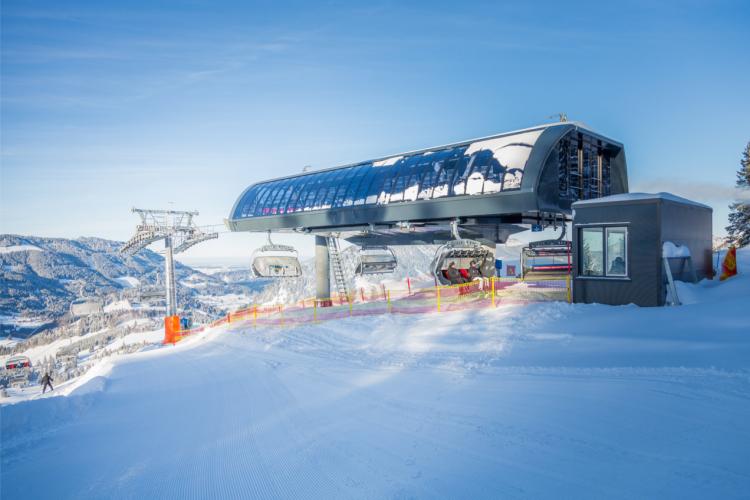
[163,315,181,344]
[720,246,737,281]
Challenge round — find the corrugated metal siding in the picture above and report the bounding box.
[573,203,660,306]
[660,201,713,280]
[572,197,713,307]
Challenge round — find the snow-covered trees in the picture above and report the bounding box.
[726,142,750,247]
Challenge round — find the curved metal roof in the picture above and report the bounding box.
[227,122,627,238]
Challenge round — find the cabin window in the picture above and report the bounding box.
[579,226,628,278]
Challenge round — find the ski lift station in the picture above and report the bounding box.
[227,121,711,307]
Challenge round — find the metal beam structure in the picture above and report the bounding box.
[121,208,218,318]
[225,122,628,247]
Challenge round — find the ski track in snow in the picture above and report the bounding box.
[2,259,750,499]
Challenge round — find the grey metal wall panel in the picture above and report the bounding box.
[573,203,661,306]
[660,200,713,280]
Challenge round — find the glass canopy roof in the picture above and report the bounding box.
[233,129,544,219]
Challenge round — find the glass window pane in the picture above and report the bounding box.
[606,227,627,276]
[496,144,532,191]
[266,179,291,215]
[322,169,348,208]
[581,227,604,276]
[283,178,305,213]
[353,163,376,205]
[453,154,474,196]
[465,150,491,195]
[344,165,368,206]
[246,185,265,216]
[238,185,261,218]
[403,156,430,202]
[433,151,463,199]
[255,183,277,216]
[418,159,442,200]
[332,168,352,208]
[388,157,414,203]
[300,174,324,210]
[367,167,393,205]
[311,171,337,209]
[263,182,284,215]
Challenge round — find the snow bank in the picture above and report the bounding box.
[662,241,691,258]
[103,300,132,313]
[115,276,140,288]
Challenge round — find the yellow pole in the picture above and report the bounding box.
[348,294,353,316]
[491,277,496,308]
[387,290,392,313]
[436,287,441,312]
[566,275,572,303]
[253,305,257,329]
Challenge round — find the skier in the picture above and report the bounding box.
[41,371,54,394]
[468,260,482,280]
[446,262,466,285]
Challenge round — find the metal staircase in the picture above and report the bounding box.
[326,236,349,298]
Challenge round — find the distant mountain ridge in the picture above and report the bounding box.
[0,234,227,328]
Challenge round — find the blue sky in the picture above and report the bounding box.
[1,0,748,260]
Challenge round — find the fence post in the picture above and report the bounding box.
[566,275,572,303]
[360,287,365,302]
[381,284,387,301]
[313,300,317,322]
[387,290,392,313]
[436,287,441,312]
[280,304,284,327]
[407,277,412,295]
[348,294,353,316]
[491,277,496,308]
[253,305,257,329]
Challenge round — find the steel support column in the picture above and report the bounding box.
[164,235,177,317]
[315,235,330,304]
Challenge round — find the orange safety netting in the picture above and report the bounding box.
[170,276,571,341]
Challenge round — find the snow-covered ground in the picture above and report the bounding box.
[0,244,42,254]
[114,276,140,288]
[1,250,749,499]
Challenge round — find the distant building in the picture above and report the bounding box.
[70,298,103,316]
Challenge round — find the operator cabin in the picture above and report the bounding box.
[226,122,628,301]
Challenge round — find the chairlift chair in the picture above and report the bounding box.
[251,234,302,278]
[431,239,495,285]
[521,240,571,279]
[355,245,398,275]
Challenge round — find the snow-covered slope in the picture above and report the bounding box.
[2,250,749,499]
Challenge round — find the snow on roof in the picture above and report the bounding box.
[573,192,712,210]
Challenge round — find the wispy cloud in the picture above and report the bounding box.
[631,179,750,203]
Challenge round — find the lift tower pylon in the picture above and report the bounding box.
[121,208,218,342]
